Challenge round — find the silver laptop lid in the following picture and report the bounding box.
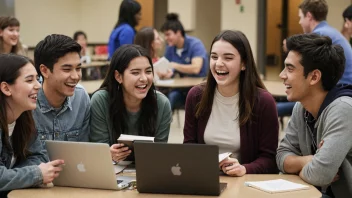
[45,141,118,190]
[134,142,223,196]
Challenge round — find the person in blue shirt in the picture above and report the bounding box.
[33,34,90,143]
[298,0,352,85]
[108,0,141,59]
[158,13,208,110]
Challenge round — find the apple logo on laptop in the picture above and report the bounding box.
[171,163,182,176]
[77,162,86,172]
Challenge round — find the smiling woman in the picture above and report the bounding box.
[0,54,65,196]
[89,44,172,163]
[0,16,24,55]
[184,30,279,177]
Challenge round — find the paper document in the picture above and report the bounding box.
[219,152,232,162]
[244,179,309,193]
[153,57,171,73]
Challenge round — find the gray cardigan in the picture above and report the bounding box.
[277,97,352,198]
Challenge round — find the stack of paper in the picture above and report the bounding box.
[153,57,171,73]
[244,179,309,193]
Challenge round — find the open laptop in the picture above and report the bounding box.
[134,142,227,196]
[45,141,135,190]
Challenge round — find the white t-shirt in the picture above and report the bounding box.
[204,88,241,161]
[176,48,183,57]
[8,121,17,168]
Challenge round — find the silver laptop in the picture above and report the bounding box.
[45,141,135,190]
[134,142,227,196]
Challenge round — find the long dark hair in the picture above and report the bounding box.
[0,54,36,162]
[98,44,157,142]
[134,27,155,58]
[114,0,141,30]
[0,16,23,54]
[196,30,266,126]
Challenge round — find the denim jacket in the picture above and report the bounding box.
[33,84,90,144]
[0,128,49,192]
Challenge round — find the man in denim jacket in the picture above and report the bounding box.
[32,34,90,143]
[0,128,48,195]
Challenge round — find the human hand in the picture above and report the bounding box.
[110,143,131,162]
[38,159,65,184]
[156,69,173,79]
[219,157,246,177]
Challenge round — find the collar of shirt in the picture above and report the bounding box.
[37,88,72,113]
[313,20,328,31]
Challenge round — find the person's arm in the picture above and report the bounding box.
[242,91,279,174]
[172,57,203,75]
[276,102,309,174]
[89,91,111,144]
[299,100,352,186]
[173,41,206,75]
[0,164,43,191]
[15,134,49,168]
[154,93,172,142]
[183,86,201,143]
[0,134,44,191]
[78,91,90,142]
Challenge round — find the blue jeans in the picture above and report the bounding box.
[168,89,188,111]
[277,102,295,117]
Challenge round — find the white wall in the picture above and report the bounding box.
[15,0,121,46]
[221,0,258,61]
[168,0,196,31]
[15,0,80,46]
[326,0,350,30]
[78,0,122,43]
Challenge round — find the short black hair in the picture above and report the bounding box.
[343,5,352,21]
[286,33,345,91]
[160,13,185,37]
[73,31,87,41]
[34,34,81,76]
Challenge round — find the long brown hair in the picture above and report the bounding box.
[196,30,266,126]
[134,27,155,58]
[0,16,24,54]
[0,54,36,162]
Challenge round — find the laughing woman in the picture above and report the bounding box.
[184,30,279,176]
[90,44,172,162]
[0,54,64,196]
[0,16,25,55]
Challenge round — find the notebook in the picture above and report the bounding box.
[244,179,309,193]
[45,141,135,190]
[134,142,227,196]
[117,134,154,152]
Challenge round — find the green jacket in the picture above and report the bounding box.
[89,90,172,145]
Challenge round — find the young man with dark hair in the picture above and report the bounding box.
[298,0,352,85]
[159,13,208,111]
[276,33,352,198]
[33,34,90,142]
